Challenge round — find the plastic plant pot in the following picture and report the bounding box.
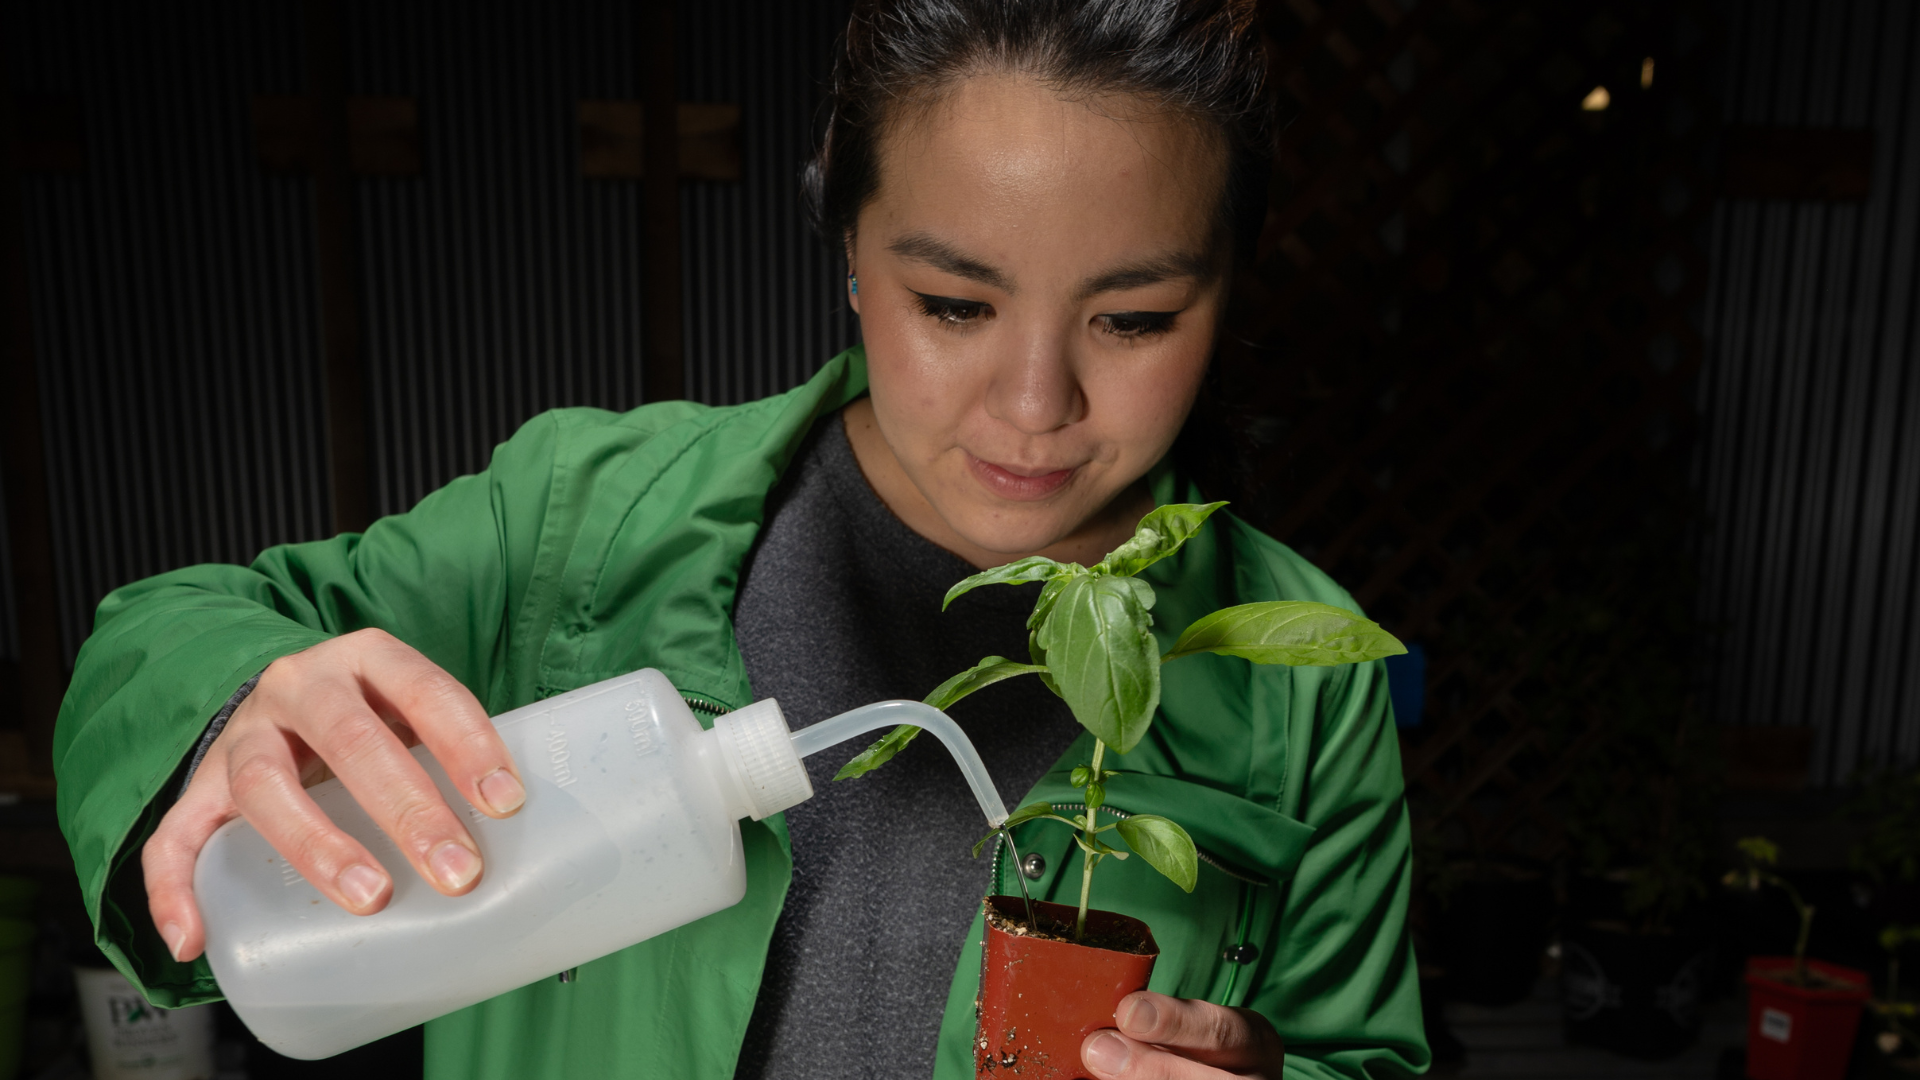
[976,896,1158,1079]
[1743,956,1871,1080]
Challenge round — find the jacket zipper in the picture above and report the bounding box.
[682,694,733,718]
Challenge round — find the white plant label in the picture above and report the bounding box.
[1760,1007,1793,1044]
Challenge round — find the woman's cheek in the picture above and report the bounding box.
[1091,343,1209,456]
[863,344,970,474]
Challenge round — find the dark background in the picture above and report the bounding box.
[4,0,1920,1076]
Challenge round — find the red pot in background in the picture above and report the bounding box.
[976,896,1158,1079]
[1743,956,1871,1080]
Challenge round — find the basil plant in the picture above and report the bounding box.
[836,501,1408,939]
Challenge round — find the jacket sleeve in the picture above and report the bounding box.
[1258,658,1430,1079]
[53,412,566,1007]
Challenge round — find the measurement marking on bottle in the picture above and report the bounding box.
[546,715,579,787]
[624,699,659,758]
[279,860,303,887]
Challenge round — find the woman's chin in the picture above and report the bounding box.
[944,507,1082,562]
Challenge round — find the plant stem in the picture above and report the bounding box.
[1767,871,1816,985]
[1076,740,1107,940]
[1795,902,1815,986]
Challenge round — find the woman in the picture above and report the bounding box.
[54,1,1427,1077]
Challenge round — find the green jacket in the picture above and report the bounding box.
[55,347,1428,1079]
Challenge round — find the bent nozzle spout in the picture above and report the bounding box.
[789,701,1010,827]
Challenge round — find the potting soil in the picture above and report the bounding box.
[983,901,1154,955]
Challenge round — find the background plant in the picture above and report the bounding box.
[1512,502,1717,936]
[1870,924,1920,1059]
[1726,836,1817,985]
[838,501,1406,938]
[1842,765,1920,886]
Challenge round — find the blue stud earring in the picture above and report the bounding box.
[848,273,858,296]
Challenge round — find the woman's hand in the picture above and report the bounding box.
[141,629,526,964]
[1081,991,1286,1080]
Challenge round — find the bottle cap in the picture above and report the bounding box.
[713,699,814,820]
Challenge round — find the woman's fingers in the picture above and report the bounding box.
[274,671,485,898]
[142,767,240,963]
[351,631,524,819]
[140,629,517,957]
[222,722,397,914]
[1081,992,1286,1080]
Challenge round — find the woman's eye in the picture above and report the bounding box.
[912,292,991,327]
[1098,311,1177,338]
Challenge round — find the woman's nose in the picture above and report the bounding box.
[985,329,1084,435]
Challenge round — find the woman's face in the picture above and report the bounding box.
[846,73,1231,565]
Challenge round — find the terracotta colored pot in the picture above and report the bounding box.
[1743,956,1871,1080]
[976,896,1158,1079]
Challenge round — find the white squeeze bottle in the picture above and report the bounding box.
[193,668,1009,1060]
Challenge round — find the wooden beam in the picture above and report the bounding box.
[252,95,422,176]
[0,79,70,783]
[577,100,740,181]
[640,0,684,402]
[303,0,371,533]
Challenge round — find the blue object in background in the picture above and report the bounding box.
[1385,643,1427,730]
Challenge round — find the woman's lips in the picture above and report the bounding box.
[968,454,1076,501]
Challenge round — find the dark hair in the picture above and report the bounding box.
[804,0,1275,257]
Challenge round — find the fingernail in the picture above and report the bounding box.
[478,769,525,815]
[161,922,185,962]
[1084,1031,1130,1074]
[1119,995,1157,1034]
[430,841,482,891]
[337,863,387,910]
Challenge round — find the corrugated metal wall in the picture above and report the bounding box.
[10,2,333,667]
[0,486,16,665]
[350,0,652,518]
[4,0,856,665]
[1696,0,1920,783]
[681,0,858,406]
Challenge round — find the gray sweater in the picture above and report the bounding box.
[731,412,1081,1079]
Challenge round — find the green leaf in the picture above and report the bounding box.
[1035,666,1064,700]
[1075,833,1118,857]
[1119,576,1157,612]
[1043,575,1162,753]
[943,556,1071,610]
[832,723,923,780]
[1095,502,1230,578]
[1002,801,1058,830]
[1115,815,1199,892]
[1736,836,1780,867]
[836,657,1046,780]
[923,656,1047,711]
[1027,573,1079,632]
[1164,601,1408,666]
[1069,766,1092,789]
[1085,781,1106,808]
[969,802,1061,857]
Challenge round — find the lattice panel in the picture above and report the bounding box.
[1220,0,1718,861]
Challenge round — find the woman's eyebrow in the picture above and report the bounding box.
[885,232,1216,300]
[1073,251,1218,302]
[887,233,1014,291]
